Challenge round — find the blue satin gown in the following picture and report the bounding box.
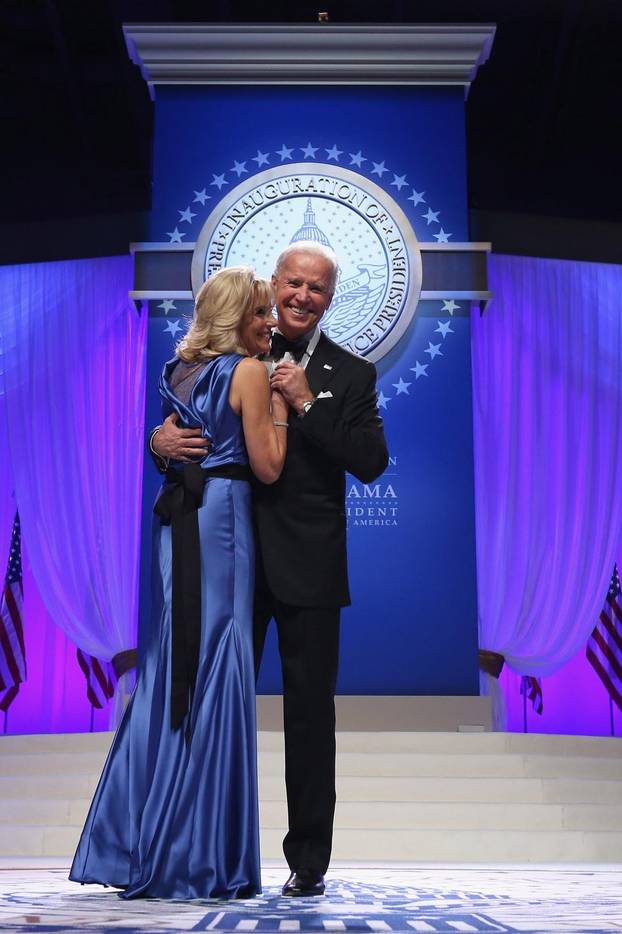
[70,354,260,899]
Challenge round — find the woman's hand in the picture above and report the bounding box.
[270,362,314,415]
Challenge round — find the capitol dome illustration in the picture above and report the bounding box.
[290,199,332,247]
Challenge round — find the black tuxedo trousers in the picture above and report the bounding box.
[253,583,340,875]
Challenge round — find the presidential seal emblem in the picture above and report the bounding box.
[191,164,422,363]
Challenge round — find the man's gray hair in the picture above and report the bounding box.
[274,242,339,293]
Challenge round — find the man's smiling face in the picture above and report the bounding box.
[271,250,334,341]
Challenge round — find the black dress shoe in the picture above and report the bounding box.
[282,870,325,897]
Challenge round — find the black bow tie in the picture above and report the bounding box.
[270,332,310,362]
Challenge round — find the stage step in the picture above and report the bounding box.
[0,731,620,862]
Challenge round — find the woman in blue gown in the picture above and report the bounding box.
[70,267,288,899]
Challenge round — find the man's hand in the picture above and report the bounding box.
[270,362,314,415]
[152,413,210,462]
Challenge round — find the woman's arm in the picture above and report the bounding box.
[230,358,288,484]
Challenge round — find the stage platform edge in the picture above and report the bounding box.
[258,694,493,732]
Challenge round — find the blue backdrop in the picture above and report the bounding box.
[140,84,479,696]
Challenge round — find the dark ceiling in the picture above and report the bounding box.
[2,0,621,264]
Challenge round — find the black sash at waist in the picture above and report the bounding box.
[153,462,251,737]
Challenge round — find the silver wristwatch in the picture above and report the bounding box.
[300,398,315,417]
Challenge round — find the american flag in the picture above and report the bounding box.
[76,648,116,709]
[520,675,543,714]
[0,513,26,713]
[586,564,622,712]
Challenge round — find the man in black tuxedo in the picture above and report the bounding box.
[153,243,388,896]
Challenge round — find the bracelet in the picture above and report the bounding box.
[273,420,289,428]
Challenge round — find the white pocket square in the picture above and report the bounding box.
[323,363,333,370]
[316,390,333,399]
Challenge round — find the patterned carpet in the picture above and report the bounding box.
[1,864,621,933]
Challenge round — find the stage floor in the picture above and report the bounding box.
[0,861,621,932]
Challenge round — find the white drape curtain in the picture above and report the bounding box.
[0,255,146,666]
[0,399,15,580]
[472,254,622,716]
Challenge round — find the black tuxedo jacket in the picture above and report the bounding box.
[253,332,389,608]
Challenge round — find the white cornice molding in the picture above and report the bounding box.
[123,23,496,88]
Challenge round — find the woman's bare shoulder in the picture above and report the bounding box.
[235,357,269,380]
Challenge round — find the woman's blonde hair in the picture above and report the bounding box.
[176,266,273,363]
